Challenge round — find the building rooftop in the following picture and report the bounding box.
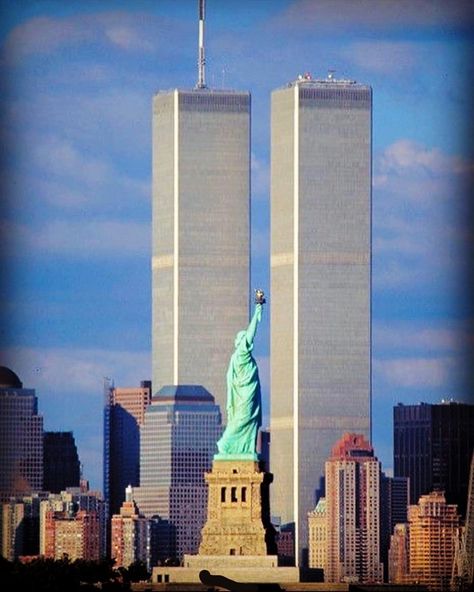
[155,87,250,97]
[152,384,215,403]
[0,366,23,388]
[281,71,371,90]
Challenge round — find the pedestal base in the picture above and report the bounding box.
[152,555,300,584]
[199,459,276,556]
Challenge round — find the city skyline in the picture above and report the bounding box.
[0,0,472,489]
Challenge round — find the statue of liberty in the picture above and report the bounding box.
[215,290,265,460]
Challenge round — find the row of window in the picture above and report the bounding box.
[220,486,247,504]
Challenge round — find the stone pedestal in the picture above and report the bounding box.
[198,459,275,556]
[151,458,300,584]
[152,554,300,584]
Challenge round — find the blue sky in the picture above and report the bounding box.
[0,0,472,490]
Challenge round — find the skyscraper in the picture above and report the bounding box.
[0,366,43,503]
[270,73,372,563]
[151,85,250,411]
[103,380,151,517]
[324,433,383,584]
[394,400,474,516]
[43,431,81,494]
[134,385,222,561]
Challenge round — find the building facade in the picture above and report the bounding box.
[111,485,148,569]
[103,380,151,518]
[1,493,47,560]
[39,486,106,559]
[151,88,250,414]
[325,433,383,584]
[43,432,80,494]
[307,497,327,571]
[394,400,474,516]
[0,367,43,503]
[134,385,222,561]
[380,474,409,581]
[388,523,409,584]
[408,491,460,591]
[270,74,372,563]
[44,508,100,561]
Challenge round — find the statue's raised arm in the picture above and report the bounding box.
[215,290,266,460]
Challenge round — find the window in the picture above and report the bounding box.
[221,487,226,503]
[242,487,247,503]
[231,487,238,502]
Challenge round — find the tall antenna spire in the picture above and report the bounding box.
[197,0,206,88]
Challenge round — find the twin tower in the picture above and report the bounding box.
[151,76,372,563]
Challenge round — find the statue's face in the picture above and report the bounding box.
[234,330,246,348]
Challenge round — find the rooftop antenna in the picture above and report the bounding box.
[197,0,206,88]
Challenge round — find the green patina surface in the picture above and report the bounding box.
[216,303,263,460]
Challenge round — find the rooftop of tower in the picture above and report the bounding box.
[152,384,215,403]
[0,366,23,388]
[154,87,250,97]
[284,70,370,89]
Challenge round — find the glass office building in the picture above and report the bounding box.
[0,366,43,503]
[270,74,372,564]
[152,89,250,415]
[103,381,152,518]
[43,431,80,494]
[134,385,222,561]
[394,400,474,516]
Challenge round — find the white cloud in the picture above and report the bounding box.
[2,218,150,259]
[2,125,150,212]
[372,139,472,289]
[373,321,473,354]
[105,25,154,52]
[251,153,270,201]
[373,357,453,388]
[378,139,473,177]
[272,0,474,31]
[343,42,418,74]
[0,346,150,399]
[1,11,181,64]
[2,16,93,61]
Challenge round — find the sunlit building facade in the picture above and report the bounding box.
[408,491,460,591]
[1,493,47,561]
[111,485,148,569]
[134,385,222,561]
[152,88,250,415]
[308,497,327,571]
[270,74,372,563]
[103,380,152,518]
[39,486,106,559]
[325,433,383,583]
[388,523,409,584]
[44,508,100,561]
